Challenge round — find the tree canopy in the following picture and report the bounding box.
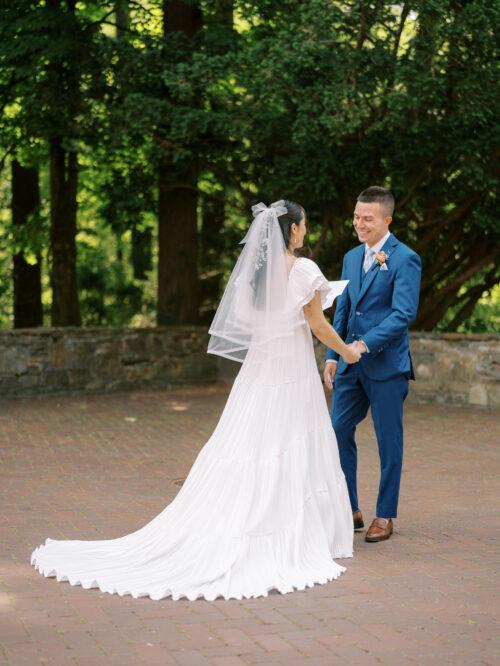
[0,0,498,332]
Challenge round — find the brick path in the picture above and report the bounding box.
[1,386,499,666]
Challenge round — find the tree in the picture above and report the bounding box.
[1,0,497,332]
[226,0,500,330]
[11,160,43,327]
[0,0,110,326]
[156,1,203,325]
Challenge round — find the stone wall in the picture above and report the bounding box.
[0,327,218,399]
[313,332,500,410]
[1,328,498,408]
[408,332,499,409]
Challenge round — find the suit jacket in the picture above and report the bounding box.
[325,233,422,381]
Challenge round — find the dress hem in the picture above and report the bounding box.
[30,554,352,602]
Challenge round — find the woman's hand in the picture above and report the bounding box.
[341,343,362,365]
[304,292,363,365]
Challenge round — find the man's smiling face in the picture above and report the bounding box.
[353,201,392,247]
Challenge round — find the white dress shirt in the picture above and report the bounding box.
[326,230,391,365]
[363,231,391,273]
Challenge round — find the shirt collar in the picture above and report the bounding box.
[365,230,391,256]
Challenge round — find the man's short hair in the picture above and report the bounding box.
[357,186,395,217]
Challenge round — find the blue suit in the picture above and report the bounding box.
[326,233,421,518]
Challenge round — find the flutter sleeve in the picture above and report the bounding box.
[288,257,349,312]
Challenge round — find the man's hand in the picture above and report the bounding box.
[353,340,368,355]
[323,362,336,391]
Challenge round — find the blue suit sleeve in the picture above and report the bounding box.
[362,252,422,356]
[325,256,350,362]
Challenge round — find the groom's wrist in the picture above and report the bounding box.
[325,359,337,365]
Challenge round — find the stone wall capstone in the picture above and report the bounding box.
[0,326,218,399]
[313,332,500,410]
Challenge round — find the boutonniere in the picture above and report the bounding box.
[375,251,389,271]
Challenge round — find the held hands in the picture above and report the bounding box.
[353,340,368,355]
[342,340,368,365]
[342,342,362,365]
[324,340,368,391]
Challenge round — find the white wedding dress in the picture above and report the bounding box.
[31,257,354,601]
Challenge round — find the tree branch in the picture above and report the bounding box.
[0,145,16,172]
[416,195,478,253]
[436,249,497,298]
[420,223,466,292]
[398,153,445,210]
[384,1,410,96]
[311,213,332,260]
[446,267,499,331]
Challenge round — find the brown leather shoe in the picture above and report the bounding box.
[365,517,393,542]
[353,510,364,531]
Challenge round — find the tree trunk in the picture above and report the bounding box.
[46,0,80,326]
[50,137,81,326]
[200,192,225,269]
[12,160,43,328]
[162,0,202,36]
[214,0,233,26]
[115,0,129,36]
[114,1,152,280]
[157,0,202,325]
[158,171,199,324]
[131,226,152,280]
[198,193,225,323]
[206,0,234,52]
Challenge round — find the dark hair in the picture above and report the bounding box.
[277,200,310,256]
[357,186,395,217]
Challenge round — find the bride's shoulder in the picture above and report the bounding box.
[291,257,322,276]
[287,257,331,309]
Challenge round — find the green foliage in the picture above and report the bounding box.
[437,285,500,334]
[460,295,500,334]
[0,0,498,331]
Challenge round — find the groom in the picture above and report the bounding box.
[324,186,421,542]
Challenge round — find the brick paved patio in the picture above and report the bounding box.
[1,386,499,665]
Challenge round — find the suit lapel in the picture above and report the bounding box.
[355,233,398,306]
[350,245,364,302]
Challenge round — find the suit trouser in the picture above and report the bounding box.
[331,363,409,518]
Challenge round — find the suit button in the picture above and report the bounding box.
[356,311,362,316]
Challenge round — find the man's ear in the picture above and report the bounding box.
[385,216,393,227]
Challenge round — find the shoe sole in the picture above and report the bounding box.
[354,525,364,532]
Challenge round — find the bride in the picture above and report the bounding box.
[31,200,361,601]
